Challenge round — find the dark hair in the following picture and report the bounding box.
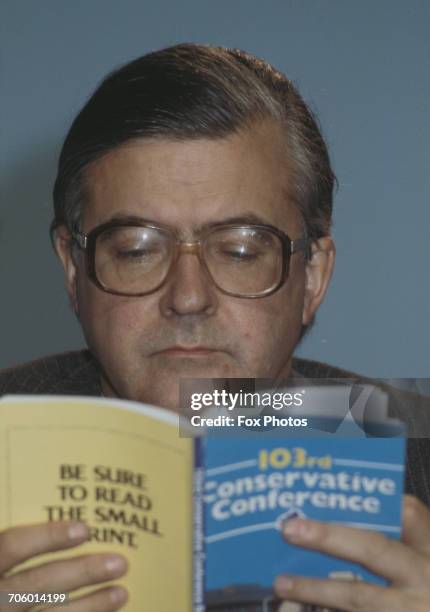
[52,43,336,240]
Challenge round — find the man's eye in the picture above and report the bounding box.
[115,248,156,260]
[221,248,260,262]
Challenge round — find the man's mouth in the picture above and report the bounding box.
[152,346,222,358]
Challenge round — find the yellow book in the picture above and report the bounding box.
[0,395,193,611]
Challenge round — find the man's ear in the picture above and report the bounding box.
[53,225,80,316]
[302,236,335,325]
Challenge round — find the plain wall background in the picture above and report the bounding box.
[1,0,429,378]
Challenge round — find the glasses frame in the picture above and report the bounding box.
[72,220,309,299]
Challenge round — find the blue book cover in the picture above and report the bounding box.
[193,421,405,610]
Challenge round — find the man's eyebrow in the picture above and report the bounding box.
[197,213,274,231]
[97,212,277,231]
[101,214,153,226]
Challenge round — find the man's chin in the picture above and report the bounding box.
[148,352,240,378]
[100,353,245,412]
[104,379,180,413]
[140,388,181,413]
[133,358,243,412]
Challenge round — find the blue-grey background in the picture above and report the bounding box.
[1,0,429,378]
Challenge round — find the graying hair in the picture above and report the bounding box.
[52,43,335,240]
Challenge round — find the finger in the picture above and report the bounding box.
[5,553,127,594]
[0,522,89,574]
[282,518,426,586]
[43,585,128,612]
[274,575,409,612]
[402,494,430,556]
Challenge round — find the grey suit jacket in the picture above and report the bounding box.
[1,350,429,506]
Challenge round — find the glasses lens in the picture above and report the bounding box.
[94,226,173,294]
[203,227,284,296]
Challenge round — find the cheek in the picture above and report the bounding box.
[241,273,305,369]
[224,291,303,375]
[76,278,153,355]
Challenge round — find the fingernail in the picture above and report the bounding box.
[109,586,128,604]
[104,555,127,575]
[282,518,308,540]
[68,522,89,540]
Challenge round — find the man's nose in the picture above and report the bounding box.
[158,249,218,317]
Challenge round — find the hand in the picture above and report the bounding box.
[274,495,430,611]
[0,521,128,611]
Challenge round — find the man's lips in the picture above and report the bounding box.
[152,346,223,357]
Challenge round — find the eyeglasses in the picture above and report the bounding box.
[71,220,309,298]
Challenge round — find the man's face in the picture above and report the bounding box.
[57,121,334,411]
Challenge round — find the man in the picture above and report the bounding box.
[1,44,429,611]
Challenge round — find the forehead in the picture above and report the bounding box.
[82,120,301,234]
